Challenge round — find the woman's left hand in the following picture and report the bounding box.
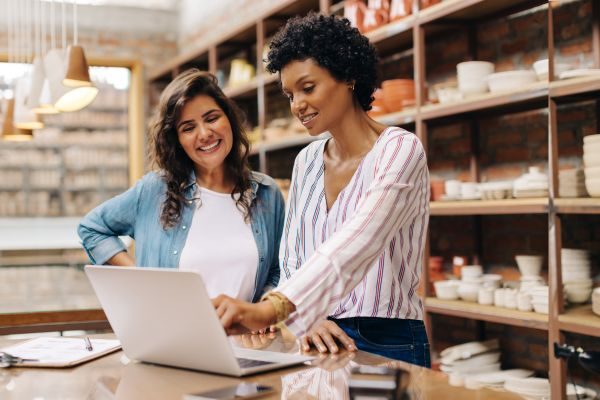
[211,294,277,335]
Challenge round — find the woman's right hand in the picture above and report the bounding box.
[212,294,278,335]
[301,320,356,354]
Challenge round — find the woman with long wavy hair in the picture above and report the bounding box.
[78,69,284,302]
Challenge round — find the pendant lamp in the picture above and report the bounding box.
[52,0,98,111]
[12,0,44,131]
[2,98,35,142]
[13,76,44,130]
[30,0,59,114]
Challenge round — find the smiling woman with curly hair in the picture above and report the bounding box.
[78,69,285,303]
[212,13,431,367]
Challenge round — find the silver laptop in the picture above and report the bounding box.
[85,265,312,376]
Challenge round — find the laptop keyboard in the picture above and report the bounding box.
[236,357,274,368]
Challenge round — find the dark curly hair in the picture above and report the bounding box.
[266,12,379,111]
[149,69,253,229]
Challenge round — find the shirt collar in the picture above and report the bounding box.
[182,170,268,201]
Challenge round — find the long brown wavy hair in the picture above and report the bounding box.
[148,69,253,229]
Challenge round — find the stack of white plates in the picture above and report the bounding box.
[593,288,600,316]
[562,248,593,304]
[529,286,550,314]
[513,167,549,198]
[505,378,597,400]
[463,369,533,390]
[559,168,587,198]
[584,134,600,197]
[441,339,501,376]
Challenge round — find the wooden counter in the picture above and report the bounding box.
[0,332,522,399]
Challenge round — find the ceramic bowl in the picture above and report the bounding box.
[434,280,460,300]
[461,265,483,278]
[515,255,543,277]
[457,61,494,96]
[583,134,600,145]
[585,177,600,197]
[458,283,481,302]
[486,70,537,93]
[565,287,592,304]
[532,59,571,80]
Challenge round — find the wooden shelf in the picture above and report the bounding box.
[554,198,600,214]
[249,133,327,155]
[425,297,548,331]
[420,81,548,121]
[366,15,415,54]
[223,77,260,99]
[418,0,546,25]
[430,198,549,216]
[374,108,417,126]
[558,305,600,337]
[549,75,600,100]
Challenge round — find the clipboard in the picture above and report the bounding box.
[1,337,121,368]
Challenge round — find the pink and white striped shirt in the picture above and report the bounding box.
[277,127,429,337]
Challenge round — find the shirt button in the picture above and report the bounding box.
[182,226,187,230]
[188,200,193,204]
[173,250,178,255]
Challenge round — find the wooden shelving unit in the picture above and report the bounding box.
[557,305,600,337]
[553,198,600,215]
[143,2,598,399]
[430,198,549,216]
[425,298,549,331]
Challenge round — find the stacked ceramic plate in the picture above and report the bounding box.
[584,134,600,197]
[593,288,600,316]
[463,369,533,390]
[528,286,550,314]
[505,378,597,400]
[562,248,593,304]
[513,167,549,198]
[559,168,587,198]
[441,339,500,374]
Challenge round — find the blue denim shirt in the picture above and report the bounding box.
[78,171,284,302]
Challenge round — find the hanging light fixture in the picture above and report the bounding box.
[31,0,59,114]
[52,0,98,112]
[12,0,44,132]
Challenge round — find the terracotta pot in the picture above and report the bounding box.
[429,256,444,273]
[431,180,445,201]
[420,0,441,9]
[344,0,367,33]
[369,88,389,117]
[390,0,412,21]
[362,7,389,32]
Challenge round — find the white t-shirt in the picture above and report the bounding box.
[179,187,258,301]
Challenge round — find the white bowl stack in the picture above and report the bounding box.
[441,339,501,385]
[559,168,587,198]
[458,265,483,302]
[562,248,593,304]
[513,167,549,198]
[515,255,545,290]
[505,378,597,400]
[584,134,600,197]
[593,288,600,316]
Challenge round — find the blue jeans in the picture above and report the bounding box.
[330,317,431,368]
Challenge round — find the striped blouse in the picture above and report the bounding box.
[277,127,430,336]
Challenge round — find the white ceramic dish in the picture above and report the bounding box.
[461,265,483,278]
[458,283,480,302]
[565,288,592,304]
[440,339,499,360]
[434,280,460,300]
[486,70,537,93]
[584,166,600,178]
[457,61,494,96]
[532,59,571,80]
[584,151,600,167]
[515,255,543,277]
[559,68,600,79]
[585,177,600,196]
[583,134,600,145]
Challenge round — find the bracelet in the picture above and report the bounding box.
[261,292,293,323]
